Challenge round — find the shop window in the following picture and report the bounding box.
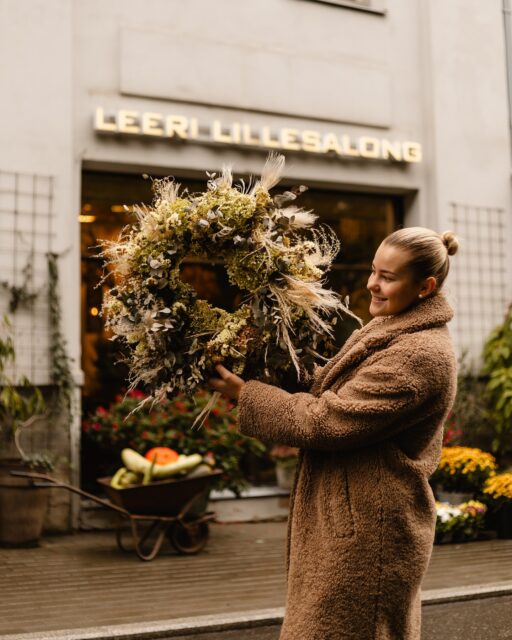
[80,171,401,411]
[295,188,400,325]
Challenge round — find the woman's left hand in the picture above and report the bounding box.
[209,364,245,401]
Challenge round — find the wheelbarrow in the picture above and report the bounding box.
[10,469,223,561]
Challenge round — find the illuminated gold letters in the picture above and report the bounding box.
[118,110,140,134]
[165,116,190,139]
[301,130,322,153]
[280,128,301,151]
[381,139,402,162]
[241,124,260,146]
[402,142,422,163]
[141,112,164,136]
[260,127,281,149]
[359,137,381,159]
[94,107,117,132]
[93,107,422,164]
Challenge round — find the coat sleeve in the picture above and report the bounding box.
[238,346,428,451]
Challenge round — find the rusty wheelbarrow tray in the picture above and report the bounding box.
[10,469,222,561]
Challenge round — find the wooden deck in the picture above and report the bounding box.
[0,522,511,636]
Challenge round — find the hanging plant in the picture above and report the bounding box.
[47,251,75,416]
[0,255,41,313]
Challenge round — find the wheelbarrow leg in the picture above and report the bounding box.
[116,516,133,553]
[129,517,169,561]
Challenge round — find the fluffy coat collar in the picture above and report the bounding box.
[314,293,454,395]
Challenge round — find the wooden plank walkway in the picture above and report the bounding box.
[0,522,511,637]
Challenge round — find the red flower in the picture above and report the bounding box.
[82,422,90,433]
[112,423,119,431]
[212,408,220,417]
[174,401,187,412]
[96,406,108,415]
[92,422,101,432]
[128,390,146,399]
[141,431,150,440]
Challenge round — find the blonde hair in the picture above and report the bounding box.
[383,227,459,291]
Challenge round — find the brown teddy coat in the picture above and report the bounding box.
[238,293,457,640]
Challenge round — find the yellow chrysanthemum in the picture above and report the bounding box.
[483,473,512,501]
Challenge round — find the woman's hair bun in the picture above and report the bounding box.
[440,230,459,256]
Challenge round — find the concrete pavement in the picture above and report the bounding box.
[0,522,511,639]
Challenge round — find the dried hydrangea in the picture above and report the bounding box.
[100,153,360,413]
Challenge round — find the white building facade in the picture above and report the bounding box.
[1,0,511,529]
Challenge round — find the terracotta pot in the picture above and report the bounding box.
[0,460,49,547]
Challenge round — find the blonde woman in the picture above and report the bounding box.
[211,227,459,640]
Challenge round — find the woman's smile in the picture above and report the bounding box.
[367,243,426,317]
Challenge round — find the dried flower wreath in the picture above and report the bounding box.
[100,154,359,418]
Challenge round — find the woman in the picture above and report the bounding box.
[210,227,459,640]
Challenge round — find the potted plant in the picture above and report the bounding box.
[482,472,512,539]
[269,445,299,490]
[435,500,487,544]
[83,389,266,497]
[431,446,497,504]
[0,318,48,546]
[481,304,512,464]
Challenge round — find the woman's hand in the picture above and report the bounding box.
[209,364,245,401]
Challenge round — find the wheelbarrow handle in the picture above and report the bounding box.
[9,470,130,517]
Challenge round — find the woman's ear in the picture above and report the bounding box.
[420,276,437,297]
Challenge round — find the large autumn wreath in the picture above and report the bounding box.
[101,154,358,417]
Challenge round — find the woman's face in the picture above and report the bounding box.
[367,242,427,317]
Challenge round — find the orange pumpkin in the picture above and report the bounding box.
[144,446,180,465]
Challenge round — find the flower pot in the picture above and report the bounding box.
[436,490,473,505]
[496,502,512,539]
[275,464,296,491]
[0,460,49,547]
[434,531,453,544]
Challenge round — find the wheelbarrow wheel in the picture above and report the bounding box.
[169,521,209,554]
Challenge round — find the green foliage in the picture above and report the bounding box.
[83,389,266,496]
[482,304,512,456]
[0,315,46,459]
[0,256,39,313]
[442,354,494,451]
[47,252,75,416]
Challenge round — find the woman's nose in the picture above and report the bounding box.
[367,274,377,291]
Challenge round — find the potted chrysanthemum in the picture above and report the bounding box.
[435,500,487,544]
[482,472,512,539]
[431,446,497,504]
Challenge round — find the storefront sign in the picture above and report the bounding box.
[94,107,422,163]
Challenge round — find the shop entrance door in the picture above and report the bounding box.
[80,170,402,413]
